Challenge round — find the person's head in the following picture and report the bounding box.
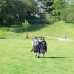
[35,37,37,39]
[41,37,44,40]
[42,37,44,40]
[40,37,42,40]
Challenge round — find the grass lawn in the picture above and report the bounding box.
[0,21,74,74]
[0,38,74,74]
[0,21,74,40]
[28,21,74,40]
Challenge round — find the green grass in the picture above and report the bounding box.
[0,39,74,74]
[0,21,74,74]
[3,21,73,40]
[28,21,74,40]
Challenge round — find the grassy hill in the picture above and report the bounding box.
[29,21,74,40]
[0,21,73,40]
[0,38,74,74]
[0,21,74,74]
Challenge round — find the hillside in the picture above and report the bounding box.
[0,21,74,74]
[28,21,74,40]
[0,21,74,40]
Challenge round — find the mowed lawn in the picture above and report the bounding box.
[0,38,74,74]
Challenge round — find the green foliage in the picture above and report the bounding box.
[0,0,38,25]
[0,27,8,38]
[0,0,74,25]
[0,27,9,31]
[28,16,50,24]
[2,21,74,40]
[61,4,74,23]
[51,0,67,16]
[0,30,7,38]
[37,0,74,24]
[22,20,30,32]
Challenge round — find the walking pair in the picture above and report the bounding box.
[31,37,47,58]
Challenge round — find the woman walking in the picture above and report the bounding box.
[39,37,47,58]
[32,37,40,58]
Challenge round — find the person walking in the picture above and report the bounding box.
[64,34,66,40]
[26,33,28,39]
[32,37,40,58]
[39,37,47,58]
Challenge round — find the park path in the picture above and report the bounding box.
[44,36,74,41]
[33,35,74,41]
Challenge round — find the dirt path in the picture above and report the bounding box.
[44,36,73,41]
[34,35,74,41]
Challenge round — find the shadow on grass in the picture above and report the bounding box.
[9,18,51,33]
[39,57,67,58]
[13,23,49,33]
[0,37,6,39]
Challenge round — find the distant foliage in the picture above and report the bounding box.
[0,0,38,25]
[61,4,74,23]
[0,0,74,26]
[0,31,7,37]
[51,0,66,15]
[22,20,30,32]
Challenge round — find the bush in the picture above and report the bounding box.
[28,16,50,24]
[0,31,7,37]
[48,16,60,24]
[22,20,30,32]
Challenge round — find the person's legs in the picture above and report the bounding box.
[42,52,45,58]
[35,52,37,57]
[38,52,40,58]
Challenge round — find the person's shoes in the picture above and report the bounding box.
[38,56,40,58]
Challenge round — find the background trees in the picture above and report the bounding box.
[0,0,38,25]
[0,0,74,26]
[61,1,74,23]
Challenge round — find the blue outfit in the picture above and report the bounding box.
[39,41,47,52]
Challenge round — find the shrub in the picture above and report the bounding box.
[0,31,7,37]
[22,20,30,32]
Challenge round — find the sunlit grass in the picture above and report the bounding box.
[2,21,73,40]
[0,39,74,74]
[28,21,74,40]
[0,21,74,74]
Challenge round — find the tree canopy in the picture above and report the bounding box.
[0,0,38,25]
[0,0,74,26]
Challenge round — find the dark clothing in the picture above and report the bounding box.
[33,39,40,52]
[39,41,47,52]
[26,33,28,39]
[34,45,40,52]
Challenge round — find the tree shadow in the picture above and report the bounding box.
[65,21,74,24]
[12,23,50,33]
[0,37,6,39]
[10,17,51,33]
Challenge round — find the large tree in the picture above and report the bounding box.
[61,2,74,23]
[0,0,38,25]
[51,0,67,16]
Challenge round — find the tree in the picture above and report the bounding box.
[0,0,39,25]
[61,4,74,23]
[22,20,30,39]
[22,20,30,32]
[51,0,67,16]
